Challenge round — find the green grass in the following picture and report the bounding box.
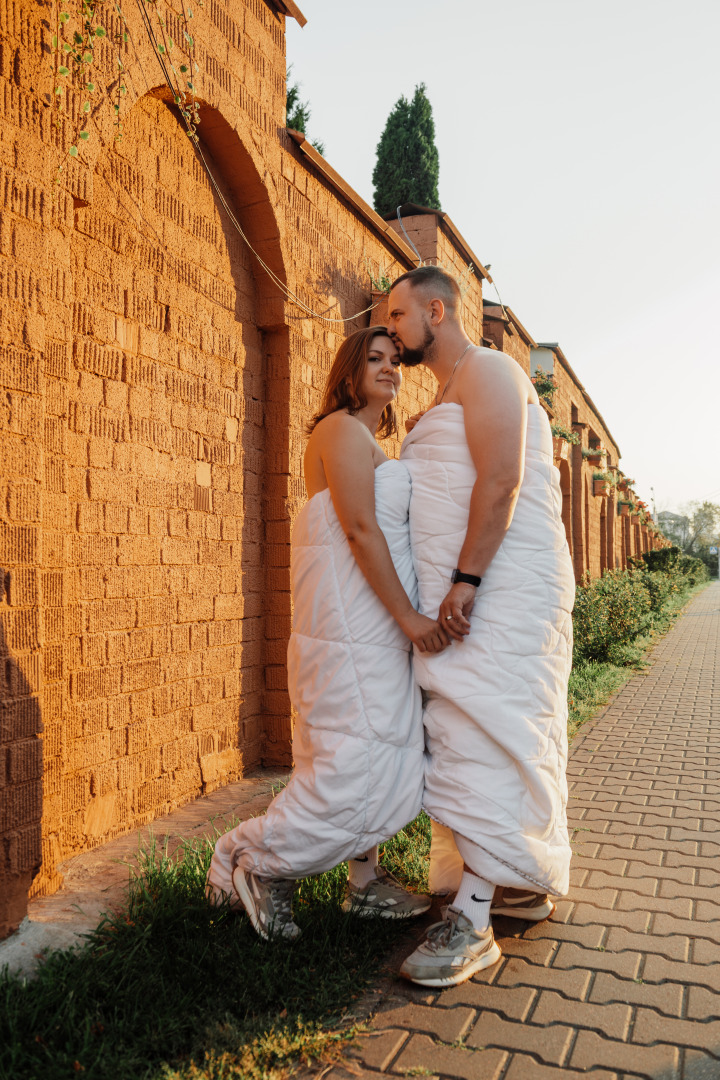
[0,829,424,1080]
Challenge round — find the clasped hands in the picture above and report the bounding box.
[401,581,475,653]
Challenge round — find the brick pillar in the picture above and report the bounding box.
[261,327,293,767]
[570,434,585,582]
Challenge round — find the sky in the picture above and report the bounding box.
[286,0,720,515]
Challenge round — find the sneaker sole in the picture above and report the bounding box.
[341,897,432,919]
[231,865,272,940]
[490,900,556,922]
[401,940,502,988]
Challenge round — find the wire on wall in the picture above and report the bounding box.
[134,0,382,325]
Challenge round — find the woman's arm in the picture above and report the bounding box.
[318,414,447,653]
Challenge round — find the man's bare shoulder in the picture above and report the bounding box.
[459,347,534,395]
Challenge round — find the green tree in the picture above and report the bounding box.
[286,65,325,156]
[372,83,440,216]
[658,501,720,575]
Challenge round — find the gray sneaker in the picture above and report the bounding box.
[231,866,301,940]
[342,866,431,919]
[400,906,501,987]
[490,887,555,921]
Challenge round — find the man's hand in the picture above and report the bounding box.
[400,611,450,653]
[437,582,476,642]
[405,411,426,434]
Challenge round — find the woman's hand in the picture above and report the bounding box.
[438,582,476,642]
[400,611,449,653]
[405,411,426,434]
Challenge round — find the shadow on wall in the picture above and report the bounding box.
[0,591,43,939]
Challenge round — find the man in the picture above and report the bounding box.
[388,266,575,988]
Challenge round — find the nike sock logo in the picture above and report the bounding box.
[471,895,491,904]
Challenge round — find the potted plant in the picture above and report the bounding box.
[592,471,612,497]
[617,499,632,517]
[550,423,580,461]
[582,445,607,467]
[532,366,556,409]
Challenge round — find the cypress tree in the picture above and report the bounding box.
[286,65,325,156]
[372,83,440,216]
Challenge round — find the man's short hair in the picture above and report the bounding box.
[391,265,462,314]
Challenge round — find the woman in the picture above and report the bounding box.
[206,326,447,939]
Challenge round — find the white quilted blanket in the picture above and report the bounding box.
[207,459,423,889]
[401,403,575,895]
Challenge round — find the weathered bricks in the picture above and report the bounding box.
[391,1034,507,1080]
[467,1013,574,1065]
[372,1003,475,1043]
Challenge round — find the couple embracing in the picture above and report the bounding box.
[207,266,576,989]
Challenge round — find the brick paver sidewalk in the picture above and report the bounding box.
[338,582,720,1080]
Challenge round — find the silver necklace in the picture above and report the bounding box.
[436,342,473,405]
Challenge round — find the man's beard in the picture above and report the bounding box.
[396,321,435,368]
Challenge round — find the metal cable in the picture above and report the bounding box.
[133,0,380,324]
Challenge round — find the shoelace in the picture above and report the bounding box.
[373,867,408,895]
[268,878,295,922]
[424,916,463,951]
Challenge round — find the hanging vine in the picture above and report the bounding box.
[49,0,199,184]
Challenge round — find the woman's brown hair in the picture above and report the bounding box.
[307,326,398,439]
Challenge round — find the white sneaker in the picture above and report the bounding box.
[490,887,556,921]
[342,866,431,919]
[231,866,301,940]
[399,905,501,988]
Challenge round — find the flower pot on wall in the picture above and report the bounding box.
[369,290,390,327]
[593,479,610,497]
[552,437,569,461]
[618,503,630,517]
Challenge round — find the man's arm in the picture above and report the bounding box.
[438,353,527,640]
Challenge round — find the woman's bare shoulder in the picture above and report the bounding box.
[312,410,371,446]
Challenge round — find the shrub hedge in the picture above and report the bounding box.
[572,547,708,666]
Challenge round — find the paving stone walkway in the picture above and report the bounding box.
[335,582,720,1080]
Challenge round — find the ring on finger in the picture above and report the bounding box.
[445,614,454,621]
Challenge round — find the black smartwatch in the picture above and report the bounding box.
[451,569,482,587]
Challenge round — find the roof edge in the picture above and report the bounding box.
[483,302,538,349]
[271,0,307,27]
[287,130,418,269]
[381,203,492,283]
[536,342,621,458]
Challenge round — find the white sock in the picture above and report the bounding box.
[453,871,495,932]
[348,846,379,889]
